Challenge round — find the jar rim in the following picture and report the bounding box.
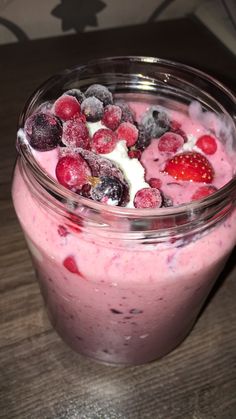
[17,55,236,219]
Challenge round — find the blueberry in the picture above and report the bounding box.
[85,84,113,106]
[161,193,173,207]
[135,123,152,151]
[91,176,125,206]
[81,96,104,122]
[64,88,85,104]
[140,107,170,140]
[25,112,62,151]
[114,100,135,123]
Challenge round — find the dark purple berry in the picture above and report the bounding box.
[90,176,125,206]
[135,124,152,151]
[141,107,170,139]
[161,193,173,207]
[81,96,104,122]
[114,100,135,123]
[25,112,62,151]
[85,84,113,106]
[64,88,85,104]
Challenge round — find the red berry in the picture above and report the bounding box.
[148,178,162,189]
[102,105,122,130]
[164,152,214,183]
[169,120,188,142]
[134,188,162,208]
[57,225,68,237]
[158,132,184,153]
[62,119,90,149]
[63,256,82,276]
[116,122,138,147]
[191,185,217,201]
[54,95,81,121]
[128,149,142,160]
[91,128,117,154]
[196,135,217,155]
[56,155,91,190]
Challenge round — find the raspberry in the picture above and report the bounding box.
[91,128,117,154]
[128,149,142,160]
[62,119,90,149]
[25,112,62,151]
[134,188,162,208]
[196,135,217,155]
[56,155,91,190]
[116,122,138,147]
[81,96,104,122]
[148,178,162,189]
[102,105,122,130]
[191,185,217,201]
[85,84,113,106]
[158,132,184,153]
[53,95,81,121]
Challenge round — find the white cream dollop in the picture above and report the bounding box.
[103,141,149,208]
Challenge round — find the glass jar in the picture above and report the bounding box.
[12,57,236,365]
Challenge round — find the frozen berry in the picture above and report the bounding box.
[81,96,104,122]
[162,194,173,207]
[85,84,113,106]
[115,100,135,123]
[158,132,184,153]
[25,112,62,151]
[64,88,85,104]
[135,124,152,151]
[170,120,188,142]
[91,128,117,154]
[102,105,122,130]
[56,155,91,190]
[196,135,217,155]
[53,95,81,121]
[116,122,138,147]
[148,178,162,189]
[91,176,125,206]
[62,119,90,149]
[141,107,170,139]
[134,188,162,208]
[191,185,217,201]
[128,149,141,160]
[76,148,128,186]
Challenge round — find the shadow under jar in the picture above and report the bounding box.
[12,57,236,365]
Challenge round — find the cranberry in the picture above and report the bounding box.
[56,155,91,190]
[148,178,162,189]
[116,122,138,147]
[53,95,81,121]
[158,132,184,153]
[102,105,122,130]
[91,128,117,154]
[134,188,162,208]
[128,149,142,160]
[196,135,217,155]
[62,118,90,149]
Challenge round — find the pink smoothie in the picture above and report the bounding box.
[12,95,236,364]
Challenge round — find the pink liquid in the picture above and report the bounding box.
[12,99,236,364]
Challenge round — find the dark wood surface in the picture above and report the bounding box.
[1,18,236,419]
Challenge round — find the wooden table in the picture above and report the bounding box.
[1,18,236,418]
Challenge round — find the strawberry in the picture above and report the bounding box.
[164,152,214,183]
